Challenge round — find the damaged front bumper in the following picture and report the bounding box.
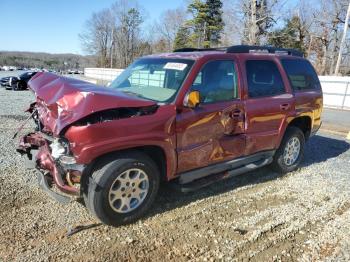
[17,132,84,203]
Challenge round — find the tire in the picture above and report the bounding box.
[271,126,305,173]
[86,152,160,226]
[16,81,26,90]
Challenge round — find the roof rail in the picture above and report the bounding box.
[173,45,303,57]
[173,47,227,52]
[226,45,303,57]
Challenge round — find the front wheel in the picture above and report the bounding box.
[86,152,160,226]
[272,127,305,173]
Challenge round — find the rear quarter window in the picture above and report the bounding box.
[281,59,320,91]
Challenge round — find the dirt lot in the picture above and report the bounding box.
[0,87,350,261]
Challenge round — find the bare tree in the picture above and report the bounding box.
[153,8,187,51]
[223,0,281,45]
[221,0,244,45]
[79,9,114,67]
[80,0,147,68]
[311,0,349,75]
[243,0,280,45]
[111,0,145,68]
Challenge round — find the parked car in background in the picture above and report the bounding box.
[2,71,38,90]
[17,45,323,226]
[0,76,12,87]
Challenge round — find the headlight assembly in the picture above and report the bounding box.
[50,138,69,159]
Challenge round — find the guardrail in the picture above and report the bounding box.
[84,68,350,111]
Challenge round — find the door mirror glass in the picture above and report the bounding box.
[184,90,200,108]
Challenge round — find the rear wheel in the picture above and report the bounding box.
[86,152,160,226]
[272,127,305,173]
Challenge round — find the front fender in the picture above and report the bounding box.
[64,105,178,180]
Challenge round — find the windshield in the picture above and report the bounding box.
[109,58,194,102]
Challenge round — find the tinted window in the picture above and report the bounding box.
[281,59,320,91]
[246,60,285,98]
[191,60,238,103]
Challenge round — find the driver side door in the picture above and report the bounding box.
[176,60,246,173]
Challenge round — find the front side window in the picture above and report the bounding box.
[246,60,285,98]
[191,60,238,103]
[281,59,320,91]
[109,58,194,102]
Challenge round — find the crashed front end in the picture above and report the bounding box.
[17,105,84,203]
[17,72,158,203]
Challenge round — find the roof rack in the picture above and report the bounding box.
[226,45,303,57]
[174,47,227,52]
[173,45,303,57]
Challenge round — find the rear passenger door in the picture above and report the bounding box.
[243,58,295,155]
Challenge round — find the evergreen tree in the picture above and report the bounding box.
[268,16,307,54]
[187,0,209,48]
[174,26,191,50]
[205,0,224,47]
[186,0,224,48]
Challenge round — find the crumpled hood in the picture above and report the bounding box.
[28,72,156,136]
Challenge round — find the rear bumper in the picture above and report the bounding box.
[17,132,84,199]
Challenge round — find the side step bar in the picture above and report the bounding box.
[178,150,275,184]
[172,156,273,193]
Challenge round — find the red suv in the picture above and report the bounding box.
[17,45,323,226]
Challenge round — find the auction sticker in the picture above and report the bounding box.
[164,62,188,71]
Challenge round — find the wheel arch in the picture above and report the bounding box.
[288,116,312,140]
[81,145,168,191]
[277,115,312,149]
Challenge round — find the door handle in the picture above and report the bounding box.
[280,103,290,111]
[229,109,243,119]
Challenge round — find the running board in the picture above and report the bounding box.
[178,150,275,185]
[172,157,273,193]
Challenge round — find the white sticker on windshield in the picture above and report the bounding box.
[164,62,187,71]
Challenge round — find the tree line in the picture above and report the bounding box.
[81,0,350,75]
[0,51,95,70]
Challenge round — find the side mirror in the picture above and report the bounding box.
[184,90,200,108]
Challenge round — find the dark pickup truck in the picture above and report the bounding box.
[17,45,322,226]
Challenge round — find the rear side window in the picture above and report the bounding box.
[246,60,285,98]
[281,59,320,91]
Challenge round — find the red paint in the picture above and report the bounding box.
[20,51,323,196]
[29,72,156,135]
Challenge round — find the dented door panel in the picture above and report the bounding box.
[244,94,296,154]
[176,101,245,173]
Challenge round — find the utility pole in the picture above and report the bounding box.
[334,2,350,76]
[110,27,114,68]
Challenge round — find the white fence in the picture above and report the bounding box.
[319,76,350,110]
[84,68,350,110]
[84,68,124,82]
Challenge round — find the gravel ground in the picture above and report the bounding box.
[0,87,350,261]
